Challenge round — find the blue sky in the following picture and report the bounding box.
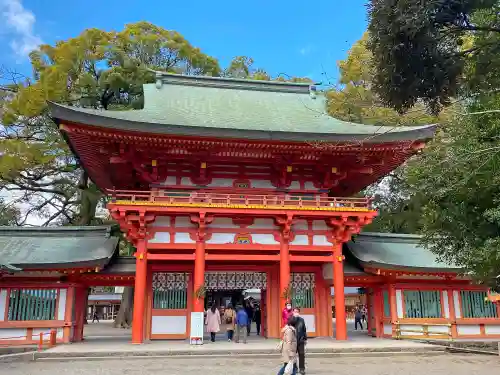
[0,0,368,84]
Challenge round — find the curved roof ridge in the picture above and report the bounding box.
[150,70,315,94]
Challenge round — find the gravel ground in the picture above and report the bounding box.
[2,354,500,375]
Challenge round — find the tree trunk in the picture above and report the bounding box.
[114,287,134,328]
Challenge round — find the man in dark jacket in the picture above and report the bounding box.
[293,307,307,375]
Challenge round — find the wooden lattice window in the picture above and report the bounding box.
[291,273,315,308]
[152,273,188,309]
[403,290,442,318]
[8,289,57,321]
[460,291,498,318]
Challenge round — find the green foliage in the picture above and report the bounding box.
[406,94,500,286]
[367,0,500,114]
[0,198,20,225]
[326,33,442,126]
[0,22,221,226]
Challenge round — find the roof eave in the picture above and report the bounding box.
[360,260,462,274]
[49,101,438,144]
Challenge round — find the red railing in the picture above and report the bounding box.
[0,330,57,350]
[108,190,373,211]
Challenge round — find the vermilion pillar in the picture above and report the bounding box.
[389,284,398,338]
[333,244,347,340]
[193,240,206,312]
[132,239,147,344]
[279,239,291,321]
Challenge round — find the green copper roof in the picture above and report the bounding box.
[0,226,119,270]
[346,232,459,272]
[49,72,436,143]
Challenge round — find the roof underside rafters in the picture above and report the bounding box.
[60,122,421,195]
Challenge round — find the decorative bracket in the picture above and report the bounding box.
[275,213,294,241]
[328,215,373,243]
[190,212,214,241]
[110,208,156,245]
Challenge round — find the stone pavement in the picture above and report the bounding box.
[3,354,500,375]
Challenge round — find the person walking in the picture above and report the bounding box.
[277,315,298,375]
[254,305,262,336]
[282,302,293,327]
[235,305,248,344]
[205,304,221,342]
[245,301,254,335]
[223,304,236,342]
[92,309,99,323]
[293,307,307,375]
[354,307,363,330]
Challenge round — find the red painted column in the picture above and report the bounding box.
[279,239,291,321]
[366,291,372,335]
[193,240,206,312]
[333,244,347,340]
[132,239,147,344]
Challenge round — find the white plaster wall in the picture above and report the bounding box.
[312,235,330,245]
[485,325,500,335]
[210,218,239,228]
[0,289,7,322]
[304,182,316,190]
[399,324,424,336]
[453,291,461,318]
[151,216,171,227]
[0,328,26,340]
[252,234,279,245]
[206,233,234,244]
[292,220,308,231]
[290,235,308,245]
[395,290,404,318]
[149,232,171,243]
[210,178,233,187]
[302,314,315,333]
[442,291,450,318]
[427,325,450,334]
[57,289,67,321]
[175,233,194,243]
[161,176,177,185]
[250,180,274,189]
[249,218,275,229]
[33,328,63,339]
[175,217,195,228]
[152,316,187,335]
[457,325,481,335]
[312,220,327,230]
[383,323,392,335]
[289,181,300,189]
[181,177,191,185]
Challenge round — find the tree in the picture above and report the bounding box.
[405,94,500,289]
[325,33,442,233]
[0,22,222,226]
[0,198,20,225]
[367,0,500,114]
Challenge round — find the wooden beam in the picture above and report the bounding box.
[204,254,280,261]
[147,254,195,261]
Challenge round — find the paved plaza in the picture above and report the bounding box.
[3,354,500,375]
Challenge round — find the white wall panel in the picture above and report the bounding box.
[57,289,67,320]
[152,316,187,335]
[457,325,481,335]
[0,290,7,322]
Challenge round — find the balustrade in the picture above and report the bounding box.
[108,190,372,211]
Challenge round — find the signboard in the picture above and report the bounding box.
[189,312,204,345]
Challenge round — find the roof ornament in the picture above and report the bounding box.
[309,85,317,99]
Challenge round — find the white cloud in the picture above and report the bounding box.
[1,0,42,58]
[299,45,314,56]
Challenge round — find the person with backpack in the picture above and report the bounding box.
[223,304,236,342]
[293,307,307,375]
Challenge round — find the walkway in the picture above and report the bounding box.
[4,354,500,375]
